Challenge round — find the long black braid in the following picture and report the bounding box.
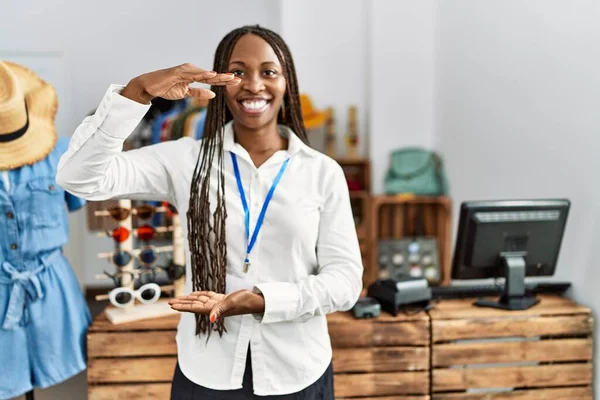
[186,25,309,338]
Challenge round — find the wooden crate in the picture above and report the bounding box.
[87,311,180,400]
[328,310,431,399]
[429,295,594,400]
[368,195,452,287]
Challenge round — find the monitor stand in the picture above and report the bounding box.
[474,253,540,310]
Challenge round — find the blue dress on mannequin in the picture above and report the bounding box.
[0,136,91,399]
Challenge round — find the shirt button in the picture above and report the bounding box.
[48,184,55,191]
[10,243,18,250]
[6,211,14,219]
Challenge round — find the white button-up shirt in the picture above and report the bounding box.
[56,85,363,395]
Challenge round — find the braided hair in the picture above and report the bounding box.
[186,25,309,338]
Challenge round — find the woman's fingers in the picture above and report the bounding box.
[175,63,213,79]
[169,294,210,304]
[169,290,226,314]
[195,73,239,86]
[170,295,195,301]
[224,78,242,86]
[176,64,238,85]
[189,290,219,297]
[191,70,218,81]
[170,294,204,301]
[170,301,210,314]
[169,298,205,305]
[187,87,215,100]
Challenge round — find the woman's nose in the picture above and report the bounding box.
[243,73,265,93]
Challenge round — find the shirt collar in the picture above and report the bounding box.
[221,121,315,158]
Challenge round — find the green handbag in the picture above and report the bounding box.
[384,147,449,196]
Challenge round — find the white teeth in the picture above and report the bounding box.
[241,100,268,110]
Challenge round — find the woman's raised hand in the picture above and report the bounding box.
[121,63,240,104]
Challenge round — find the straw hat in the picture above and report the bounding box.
[0,60,58,170]
[300,94,328,130]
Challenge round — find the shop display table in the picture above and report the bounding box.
[87,295,592,400]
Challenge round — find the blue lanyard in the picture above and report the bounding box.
[230,153,290,272]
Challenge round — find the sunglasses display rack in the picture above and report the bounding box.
[93,199,185,324]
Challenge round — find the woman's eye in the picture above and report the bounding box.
[231,70,244,77]
[264,69,277,76]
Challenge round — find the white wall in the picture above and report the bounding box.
[279,0,368,158]
[435,0,600,394]
[1,0,281,137]
[1,0,281,287]
[369,0,436,194]
[436,0,600,295]
[281,0,437,195]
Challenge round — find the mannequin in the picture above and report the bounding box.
[0,61,90,400]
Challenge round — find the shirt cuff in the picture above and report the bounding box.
[98,84,151,139]
[253,282,299,324]
[251,287,265,322]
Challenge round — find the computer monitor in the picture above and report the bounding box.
[451,199,570,310]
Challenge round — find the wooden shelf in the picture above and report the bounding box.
[337,158,372,279]
[350,190,368,199]
[356,225,367,239]
[367,195,452,287]
[336,157,370,166]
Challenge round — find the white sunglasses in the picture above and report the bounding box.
[108,283,161,308]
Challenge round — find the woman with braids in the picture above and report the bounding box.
[57,25,362,399]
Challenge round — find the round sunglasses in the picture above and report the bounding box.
[98,245,173,267]
[95,203,177,221]
[163,201,178,218]
[103,270,138,287]
[160,261,185,282]
[105,224,175,244]
[102,266,159,286]
[107,205,156,221]
[110,246,159,268]
[108,283,161,308]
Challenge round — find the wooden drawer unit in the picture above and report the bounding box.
[327,310,431,399]
[87,312,180,400]
[429,295,593,400]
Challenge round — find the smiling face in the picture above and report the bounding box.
[224,34,287,131]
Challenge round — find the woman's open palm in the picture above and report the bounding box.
[169,290,228,315]
[169,289,265,323]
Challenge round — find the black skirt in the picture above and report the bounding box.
[170,347,334,399]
